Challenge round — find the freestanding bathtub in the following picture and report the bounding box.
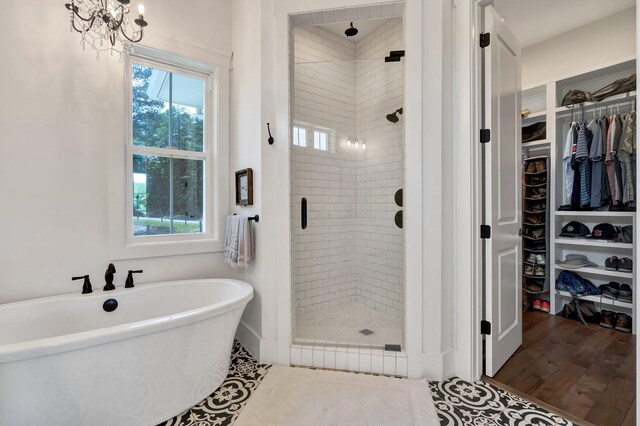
[0,278,253,426]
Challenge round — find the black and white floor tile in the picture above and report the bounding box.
[158,340,271,426]
[429,377,573,426]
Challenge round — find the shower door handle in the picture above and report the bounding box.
[301,198,307,230]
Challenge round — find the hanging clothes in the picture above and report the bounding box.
[605,114,623,205]
[619,110,636,205]
[589,118,604,207]
[575,122,593,208]
[600,116,611,204]
[562,122,577,205]
[570,124,581,209]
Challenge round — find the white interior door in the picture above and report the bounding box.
[482,5,522,377]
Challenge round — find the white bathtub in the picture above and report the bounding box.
[0,278,253,426]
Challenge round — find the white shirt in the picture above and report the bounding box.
[562,123,576,205]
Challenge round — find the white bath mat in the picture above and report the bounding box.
[234,365,439,426]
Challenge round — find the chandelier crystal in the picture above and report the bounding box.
[65,0,148,61]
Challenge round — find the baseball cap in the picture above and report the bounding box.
[587,223,618,240]
[559,221,590,238]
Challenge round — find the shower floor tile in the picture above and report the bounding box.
[295,303,403,347]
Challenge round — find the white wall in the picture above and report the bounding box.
[522,8,636,88]
[0,0,236,305]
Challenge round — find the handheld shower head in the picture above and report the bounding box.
[386,108,403,123]
[345,22,358,37]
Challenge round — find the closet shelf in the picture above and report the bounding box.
[554,264,634,279]
[555,91,636,114]
[524,210,546,214]
[523,248,547,253]
[554,210,635,218]
[524,197,546,201]
[554,238,633,249]
[522,110,546,120]
[523,288,550,294]
[524,170,548,175]
[524,183,548,188]
[556,291,633,309]
[523,222,546,226]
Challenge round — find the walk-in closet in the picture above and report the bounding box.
[487,1,636,425]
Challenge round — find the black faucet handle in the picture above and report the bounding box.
[72,275,93,294]
[104,263,116,291]
[125,270,143,288]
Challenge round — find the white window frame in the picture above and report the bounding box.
[109,48,229,260]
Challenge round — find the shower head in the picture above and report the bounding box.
[386,108,403,123]
[345,22,358,37]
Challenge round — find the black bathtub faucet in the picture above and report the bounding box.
[72,275,93,294]
[125,269,143,288]
[104,263,116,291]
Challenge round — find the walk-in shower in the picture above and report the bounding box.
[290,13,405,351]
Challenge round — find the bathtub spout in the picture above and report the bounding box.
[104,263,116,291]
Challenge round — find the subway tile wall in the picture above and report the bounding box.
[292,19,404,322]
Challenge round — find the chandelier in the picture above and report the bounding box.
[65,0,148,61]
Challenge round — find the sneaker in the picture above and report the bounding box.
[599,309,616,328]
[535,254,546,265]
[614,313,632,333]
[540,300,550,313]
[534,266,545,276]
[619,257,633,272]
[525,215,543,224]
[535,160,546,173]
[524,265,534,275]
[526,253,537,264]
[603,282,620,300]
[605,256,619,271]
[526,162,537,173]
[531,228,544,239]
[533,298,542,310]
[618,284,632,303]
[579,302,600,324]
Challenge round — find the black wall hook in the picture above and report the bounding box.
[234,213,259,222]
[266,123,274,145]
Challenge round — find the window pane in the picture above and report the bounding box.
[293,127,299,146]
[299,128,307,147]
[132,64,205,152]
[133,154,204,236]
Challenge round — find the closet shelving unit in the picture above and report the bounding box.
[524,58,637,334]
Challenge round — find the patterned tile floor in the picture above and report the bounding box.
[158,341,574,426]
[158,340,271,426]
[429,377,573,425]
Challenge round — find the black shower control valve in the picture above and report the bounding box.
[125,270,143,288]
[72,275,93,294]
[104,263,116,291]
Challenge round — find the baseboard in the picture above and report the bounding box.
[235,320,261,360]
[422,348,456,380]
[235,321,279,365]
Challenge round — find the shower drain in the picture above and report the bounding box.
[359,329,374,336]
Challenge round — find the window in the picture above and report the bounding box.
[130,61,208,237]
[313,130,328,151]
[293,126,307,147]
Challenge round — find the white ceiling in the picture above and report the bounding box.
[493,0,635,48]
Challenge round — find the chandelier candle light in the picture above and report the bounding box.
[65,0,148,61]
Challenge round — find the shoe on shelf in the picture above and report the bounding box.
[531,228,545,239]
[599,309,616,328]
[525,215,542,224]
[534,266,545,276]
[603,282,620,300]
[618,284,632,303]
[535,254,546,265]
[615,313,632,333]
[619,257,633,272]
[524,265,534,275]
[540,300,550,313]
[526,253,537,264]
[526,162,538,173]
[605,256,619,271]
[579,302,600,324]
[530,203,546,212]
[525,281,544,292]
[535,160,546,173]
[533,298,542,310]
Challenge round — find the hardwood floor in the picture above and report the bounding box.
[493,310,636,426]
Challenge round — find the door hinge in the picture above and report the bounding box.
[481,320,492,335]
[480,225,491,239]
[480,32,490,48]
[480,129,491,143]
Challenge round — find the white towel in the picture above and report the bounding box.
[224,215,253,268]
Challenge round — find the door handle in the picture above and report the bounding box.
[301,198,307,230]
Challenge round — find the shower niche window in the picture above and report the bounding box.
[290,17,405,350]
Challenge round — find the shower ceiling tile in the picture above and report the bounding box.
[333,8,347,23]
[310,11,325,25]
[300,13,314,26]
[345,7,359,21]
[357,6,371,21]
[290,14,304,27]
[369,5,382,19]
